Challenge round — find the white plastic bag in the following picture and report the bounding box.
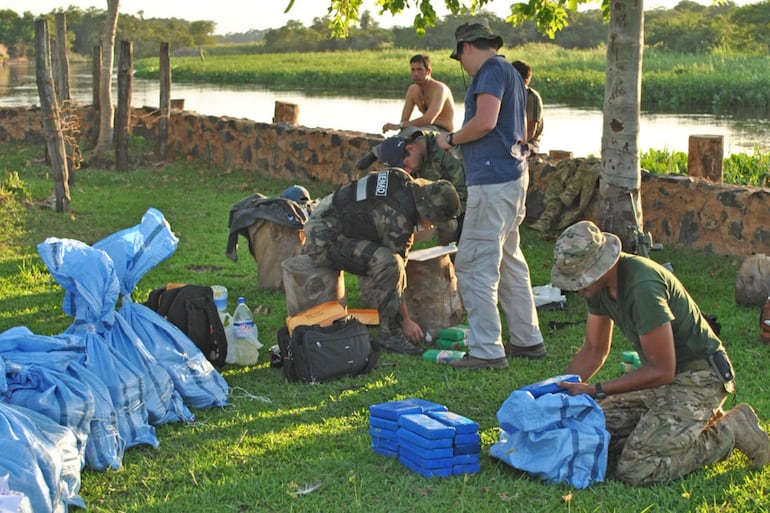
[223,314,262,366]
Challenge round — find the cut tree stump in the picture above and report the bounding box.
[281,254,346,316]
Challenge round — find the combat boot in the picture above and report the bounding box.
[721,403,770,469]
[377,316,422,356]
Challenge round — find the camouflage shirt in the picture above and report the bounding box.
[414,132,467,212]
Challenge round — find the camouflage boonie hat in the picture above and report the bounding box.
[450,19,503,60]
[411,178,460,225]
[551,220,621,291]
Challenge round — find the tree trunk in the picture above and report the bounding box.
[115,40,132,172]
[599,0,649,255]
[34,19,70,212]
[158,41,170,160]
[92,0,120,166]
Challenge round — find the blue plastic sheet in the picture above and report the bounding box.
[489,389,609,489]
[95,208,228,409]
[0,402,84,513]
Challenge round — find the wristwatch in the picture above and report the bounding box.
[446,132,456,146]
[594,382,607,400]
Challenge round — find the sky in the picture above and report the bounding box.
[2,0,758,35]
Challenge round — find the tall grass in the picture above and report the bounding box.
[1,141,769,512]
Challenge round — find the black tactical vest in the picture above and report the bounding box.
[331,169,418,241]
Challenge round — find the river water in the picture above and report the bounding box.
[1,61,767,157]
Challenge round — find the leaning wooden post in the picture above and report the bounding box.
[92,45,101,110]
[115,40,133,172]
[688,135,724,183]
[158,41,171,160]
[54,12,76,186]
[54,13,71,102]
[34,18,70,212]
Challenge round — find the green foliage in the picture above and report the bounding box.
[3,1,770,60]
[641,146,770,187]
[640,148,689,176]
[723,147,770,187]
[1,140,768,512]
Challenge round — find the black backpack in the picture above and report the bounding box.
[145,284,228,367]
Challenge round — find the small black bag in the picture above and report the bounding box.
[277,316,379,383]
[145,284,228,368]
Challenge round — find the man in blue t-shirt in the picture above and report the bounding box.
[552,220,770,486]
[437,19,545,370]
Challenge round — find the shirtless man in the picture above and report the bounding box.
[357,55,455,170]
[382,54,455,135]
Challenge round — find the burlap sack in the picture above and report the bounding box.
[735,254,770,306]
[247,220,304,291]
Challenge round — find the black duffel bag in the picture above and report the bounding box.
[277,315,379,383]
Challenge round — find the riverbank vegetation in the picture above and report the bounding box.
[133,45,770,114]
[1,140,768,512]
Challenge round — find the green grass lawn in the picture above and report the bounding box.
[1,142,769,512]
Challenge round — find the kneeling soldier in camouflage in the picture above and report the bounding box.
[554,220,770,486]
[303,168,460,355]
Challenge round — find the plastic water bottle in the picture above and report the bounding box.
[232,297,257,341]
[227,297,261,365]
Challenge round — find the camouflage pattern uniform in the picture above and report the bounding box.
[303,168,460,350]
[412,132,467,244]
[601,368,732,486]
[530,157,600,233]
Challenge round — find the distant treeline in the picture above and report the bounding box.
[1,0,768,59]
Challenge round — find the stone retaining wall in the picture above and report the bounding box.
[1,105,767,257]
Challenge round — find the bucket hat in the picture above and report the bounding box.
[450,19,503,60]
[551,221,621,291]
[411,178,460,225]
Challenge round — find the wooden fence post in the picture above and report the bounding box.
[273,101,299,125]
[34,18,70,212]
[115,40,132,172]
[688,135,723,183]
[158,41,170,160]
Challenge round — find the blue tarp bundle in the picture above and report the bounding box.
[38,237,161,451]
[0,402,85,513]
[0,327,124,472]
[94,208,229,409]
[0,208,231,508]
[489,389,609,489]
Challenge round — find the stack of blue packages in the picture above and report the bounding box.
[426,410,481,475]
[369,398,447,458]
[397,413,456,477]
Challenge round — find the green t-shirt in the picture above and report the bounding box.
[586,254,722,366]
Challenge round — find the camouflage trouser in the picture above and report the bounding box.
[303,196,406,326]
[601,368,732,486]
